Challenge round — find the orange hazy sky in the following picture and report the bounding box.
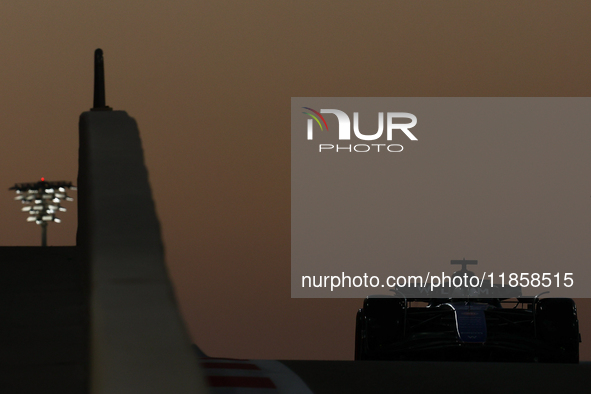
[1,1,591,360]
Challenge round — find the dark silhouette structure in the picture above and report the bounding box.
[0,246,87,393]
[2,48,207,393]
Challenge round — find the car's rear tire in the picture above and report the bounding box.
[535,298,579,363]
[358,297,406,359]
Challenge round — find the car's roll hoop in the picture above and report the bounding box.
[451,258,478,278]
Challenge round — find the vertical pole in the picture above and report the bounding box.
[92,49,111,111]
[41,222,47,247]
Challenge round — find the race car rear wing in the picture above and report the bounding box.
[391,280,523,301]
[386,259,523,301]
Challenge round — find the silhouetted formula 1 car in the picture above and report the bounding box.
[355,260,580,363]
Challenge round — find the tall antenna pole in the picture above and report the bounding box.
[92,48,112,111]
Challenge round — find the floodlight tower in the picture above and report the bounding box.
[9,178,76,246]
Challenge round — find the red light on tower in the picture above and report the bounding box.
[41,177,45,181]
